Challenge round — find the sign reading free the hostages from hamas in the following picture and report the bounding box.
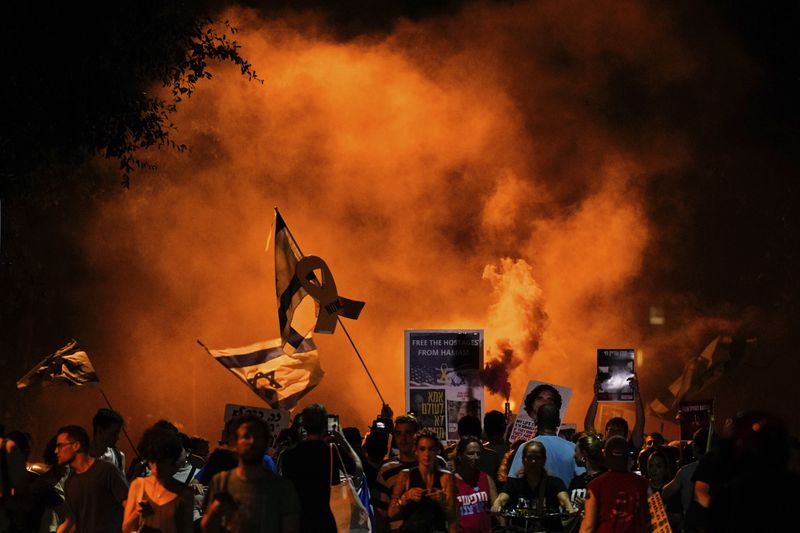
[405,330,484,443]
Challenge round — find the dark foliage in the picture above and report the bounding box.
[1,1,260,193]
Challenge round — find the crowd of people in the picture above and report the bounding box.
[0,381,797,532]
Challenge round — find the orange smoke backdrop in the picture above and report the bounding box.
[21,1,763,445]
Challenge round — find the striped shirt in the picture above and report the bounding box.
[373,458,417,532]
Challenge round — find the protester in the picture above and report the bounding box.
[196,419,239,486]
[584,375,645,450]
[39,435,70,532]
[663,428,709,520]
[122,425,193,533]
[89,408,126,474]
[5,430,59,533]
[363,429,390,491]
[642,448,673,494]
[388,429,457,533]
[579,435,649,533]
[643,432,666,449]
[55,424,128,533]
[452,436,496,533]
[492,440,574,524]
[280,403,360,533]
[495,439,525,488]
[202,414,300,533]
[374,415,420,532]
[187,436,209,469]
[173,432,205,526]
[568,433,606,516]
[507,404,584,487]
[482,411,509,483]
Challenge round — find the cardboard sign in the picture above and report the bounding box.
[223,403,290,440]
[508,380,572,443]
[405,330,483,443]
[648,492,673,533]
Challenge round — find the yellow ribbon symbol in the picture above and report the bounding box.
[295,255,365,334]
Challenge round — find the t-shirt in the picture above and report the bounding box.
[508,435,585,487]
[455,471,492,533]
[586,471,649,533]
[206,469,300,533]
[280,440,349,533]
[64,459,129,533]
[568,469,606,508]
[502,475,567,514]
[97,446,125,474]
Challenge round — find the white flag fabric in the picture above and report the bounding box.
[17,339,99,388]
[274,212,318,352]
[206,336,324,409]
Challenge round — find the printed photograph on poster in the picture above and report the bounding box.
[678,399,714,440]
[597,348,635,402]
[508,380,573,443]
[446,389,481,441]
[409,388,446,441]
[405,330,483,443]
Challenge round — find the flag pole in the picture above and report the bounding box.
[97,385,138,457]
[274,207,386,407]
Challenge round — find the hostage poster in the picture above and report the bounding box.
[405,330,483,443]
[597,348,635,402]
[508,380,573,443]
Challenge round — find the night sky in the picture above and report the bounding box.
[1,1,798,456]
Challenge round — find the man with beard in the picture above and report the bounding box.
[202,415,300,533]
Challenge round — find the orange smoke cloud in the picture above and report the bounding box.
[64,1,708,442]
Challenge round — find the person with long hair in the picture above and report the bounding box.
[453,436,497,533]
[123,425,193,533]
[388,429,457,533]
[564,433,606,532]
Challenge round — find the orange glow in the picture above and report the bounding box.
[66,1,721,444]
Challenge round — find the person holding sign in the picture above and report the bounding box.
[388,429,457,533]
[583,373,645,451]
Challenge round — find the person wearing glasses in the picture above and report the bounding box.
[55,425,128,533]
[388,429,457,533]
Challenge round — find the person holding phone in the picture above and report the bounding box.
[122,425,193,533]
[388,429,457,533]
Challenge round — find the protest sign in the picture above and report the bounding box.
[508,380,572,442]
[678,399,714,440]
[405,330,483,443]
[597,348,635,402]
[223,403,290,442]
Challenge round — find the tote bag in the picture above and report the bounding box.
[329,443,371,533]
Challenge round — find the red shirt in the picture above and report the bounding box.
[455,471,492,533]
[587,471,649,533]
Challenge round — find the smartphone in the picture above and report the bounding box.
[327,414,340,433]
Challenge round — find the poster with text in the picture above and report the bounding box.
[508,380,573,443]
[597,348,635,402]
[405,330,483,443]
[678,399,714,441]
[223,403,290,444]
